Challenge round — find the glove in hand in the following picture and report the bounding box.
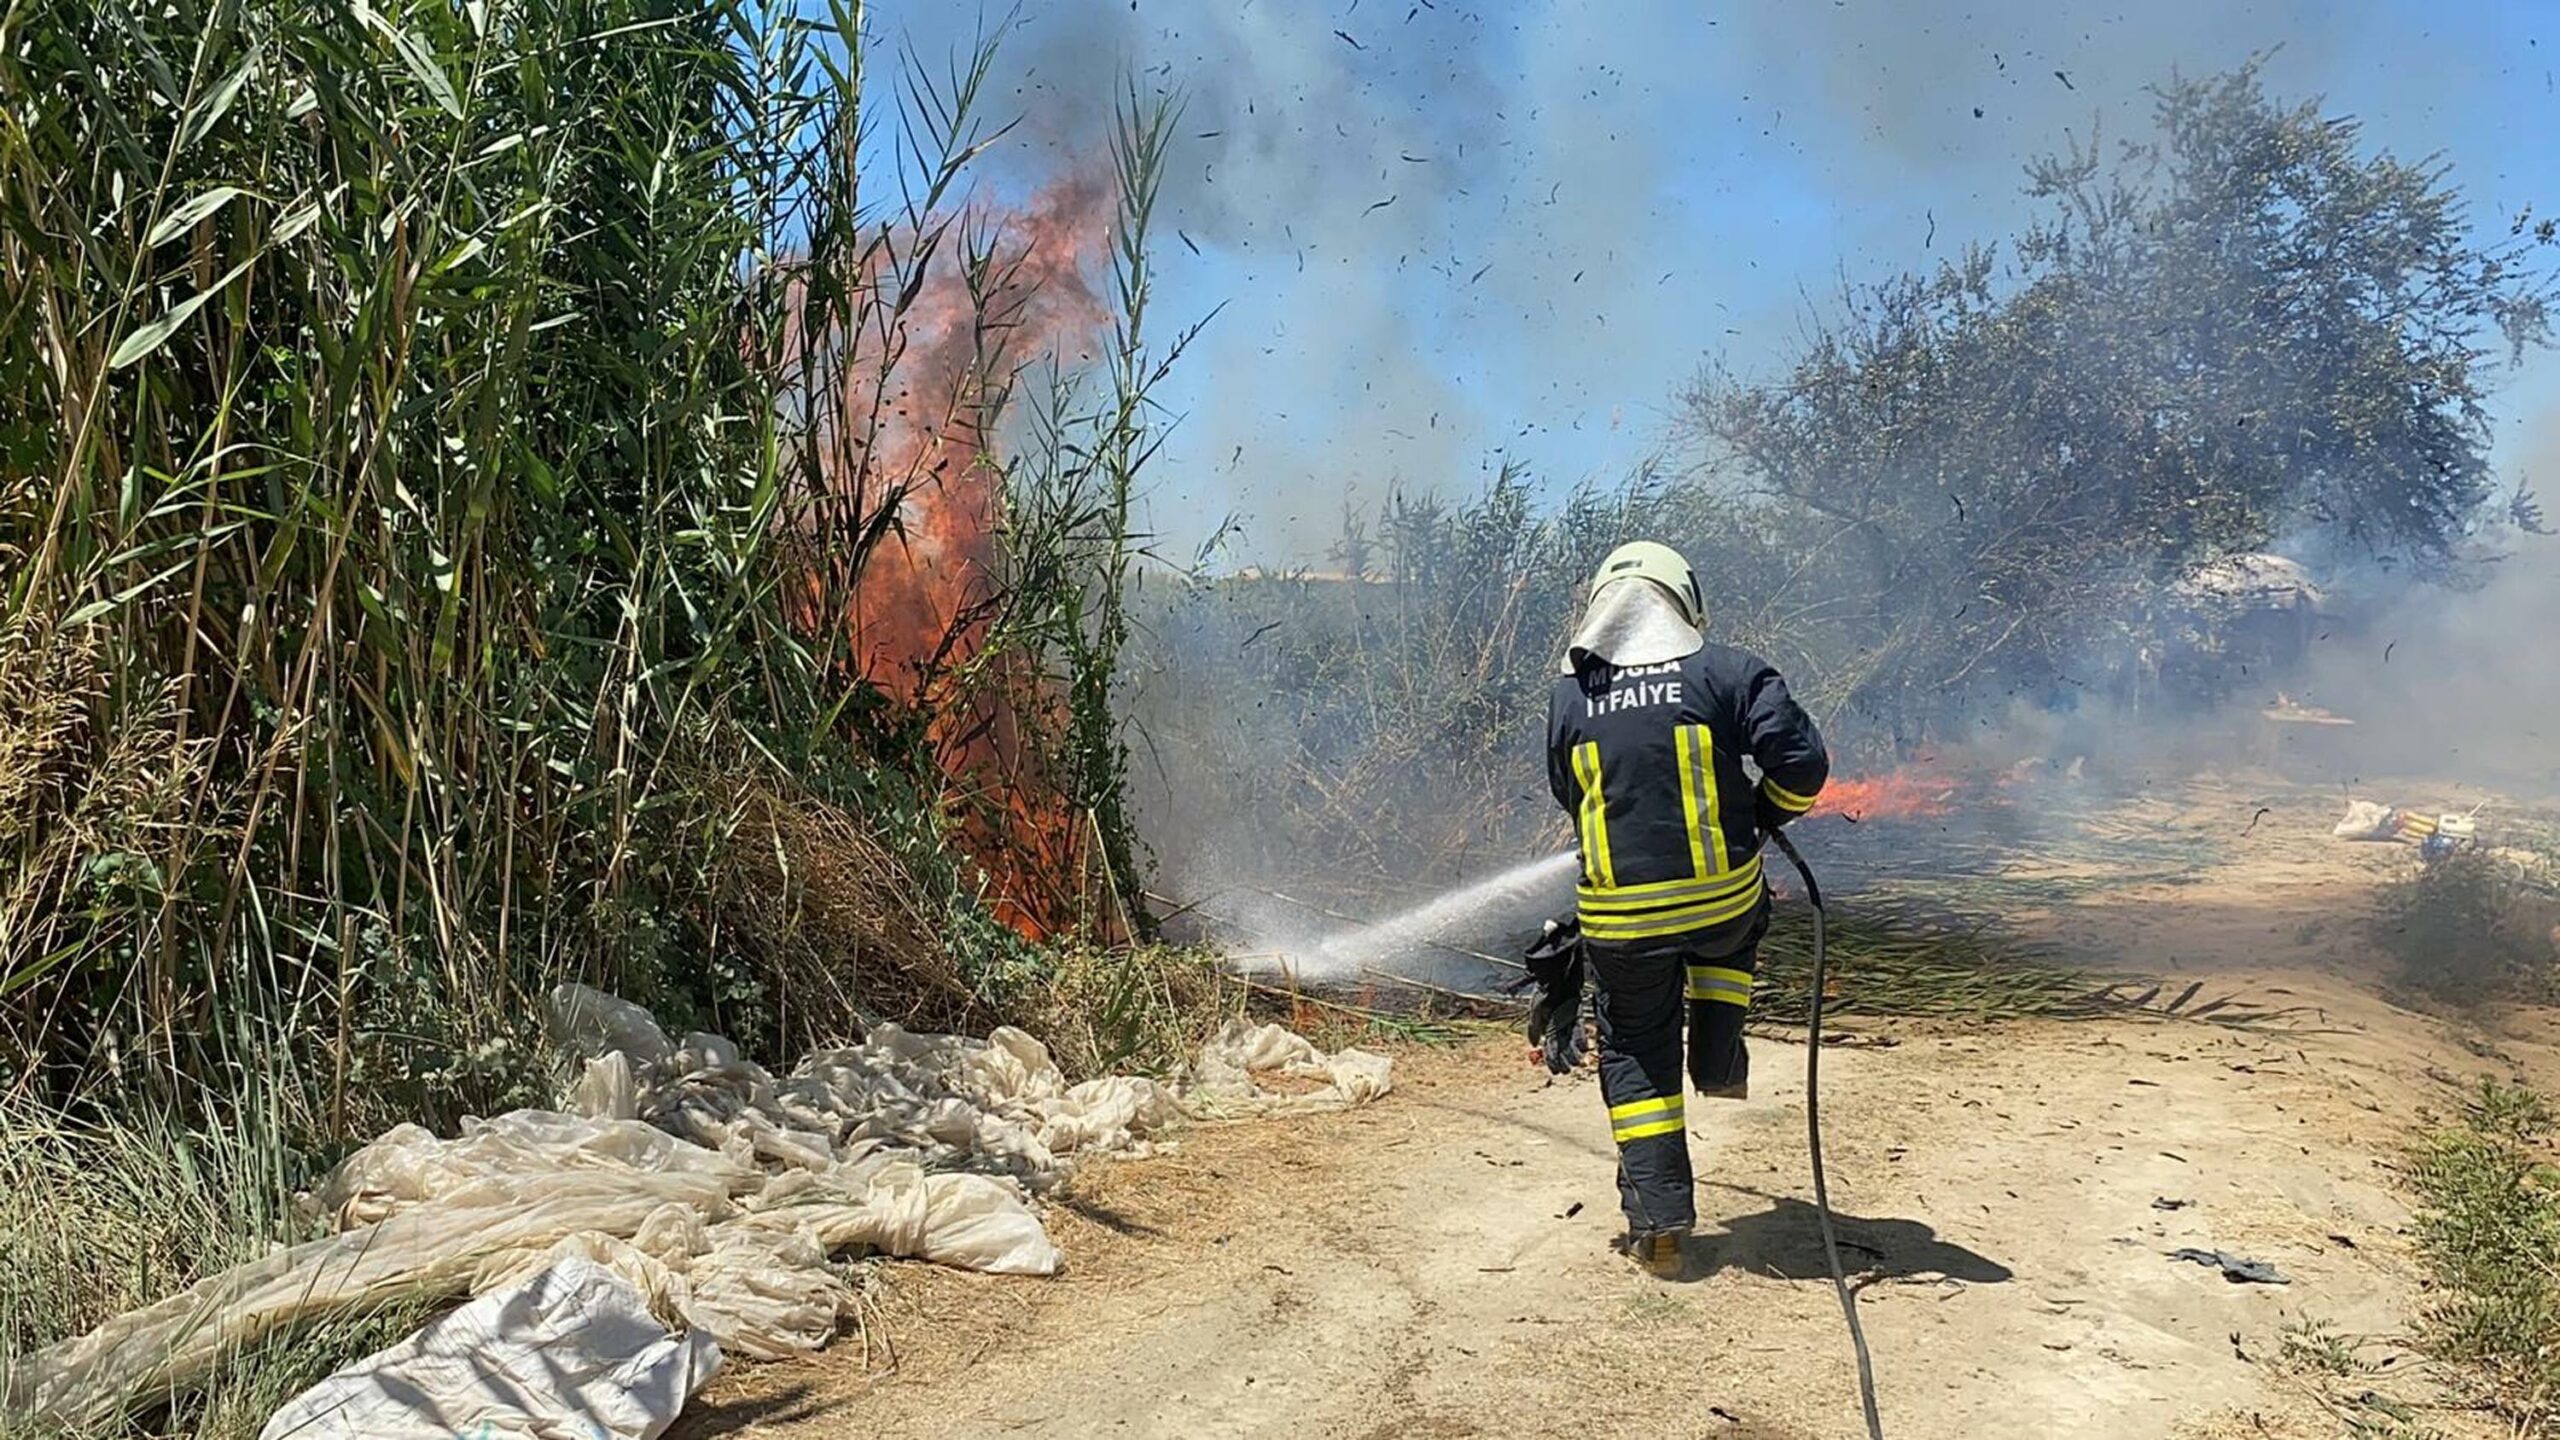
[1511,917,1588,1075]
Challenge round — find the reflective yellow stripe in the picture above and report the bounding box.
[1761,774,1819,814]
[1581,899,1760,938]
[1581,885,1764,942]
[1676,724,1732,875]
[1686,965,1753,1006]
[1609,1094,1686,1143]
[1570,743,1588,871]
[1698,727,1731,870]
[1608,1095,1681,1122]
[1575,854,1765,903]
[1676,726,1710,877]
[1573,741,1615,888]
[1578,855,1763,913]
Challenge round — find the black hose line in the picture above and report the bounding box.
[1767,829,1885,1440]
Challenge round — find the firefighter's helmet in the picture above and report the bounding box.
[1587,541,1705,630]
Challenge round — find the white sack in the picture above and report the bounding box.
[255,1256,719,1440]
[2334,799,2398,840]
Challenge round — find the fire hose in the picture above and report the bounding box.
[1767,827,1885,1440]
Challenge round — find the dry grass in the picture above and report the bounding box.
[1010,945,1242,1081]
[0,616,215,1090]
[0,1090,435,1439]
[706,765,972,1040]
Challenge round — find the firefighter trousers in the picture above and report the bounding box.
[1587,902,1768,1236]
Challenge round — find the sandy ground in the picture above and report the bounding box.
[671,786,2550,1440]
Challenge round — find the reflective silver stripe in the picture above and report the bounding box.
[1685,965,1752,1006]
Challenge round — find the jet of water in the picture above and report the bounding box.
[1244,851,1580,985]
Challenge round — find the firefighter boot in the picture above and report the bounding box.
[1617,1228,1687,1279]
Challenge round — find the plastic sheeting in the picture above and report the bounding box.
[1188,1020,1395,1112]
[258,1254,720,1440]
[7,988,1391,1431]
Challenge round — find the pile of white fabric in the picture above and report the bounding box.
[2333,799,2478,849]
[5,986,1391,1439]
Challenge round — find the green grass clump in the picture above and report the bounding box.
[2405,1078,2560,1433]
[0,1086,437,1440]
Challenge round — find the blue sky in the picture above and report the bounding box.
[864,0,2560,563]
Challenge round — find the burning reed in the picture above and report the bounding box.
[0,2,1188,1424]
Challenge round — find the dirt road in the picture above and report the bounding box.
[675,797,2538,1439]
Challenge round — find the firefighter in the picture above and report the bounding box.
[1544,540,1829,1277]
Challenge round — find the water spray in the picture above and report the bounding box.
[1206,853,1573,993]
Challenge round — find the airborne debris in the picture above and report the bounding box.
[2512,481,2552,534]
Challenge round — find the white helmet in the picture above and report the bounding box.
[1587,540,1705,630]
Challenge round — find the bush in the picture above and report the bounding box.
[1686,61,2555,740]
[2379,850,2560,1004]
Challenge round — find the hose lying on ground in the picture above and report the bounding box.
[1768,828,1886,1440]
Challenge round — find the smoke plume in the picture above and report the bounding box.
[871,0,2552,561]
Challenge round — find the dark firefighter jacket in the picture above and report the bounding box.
[1545,643,1829,950]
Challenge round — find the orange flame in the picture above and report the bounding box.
[849,169,1114,697]
[1816,772,1958,823]
[815,169,1118,940]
